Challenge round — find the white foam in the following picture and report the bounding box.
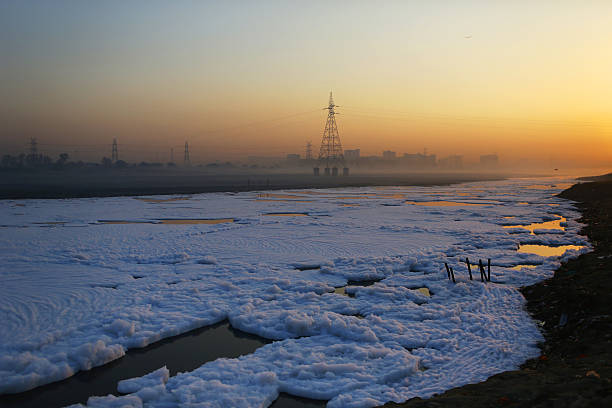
[0,178,589,406]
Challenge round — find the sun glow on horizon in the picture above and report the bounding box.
[1,1,611,167]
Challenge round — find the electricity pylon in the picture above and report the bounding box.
[314,92,347,176]
[111,138,118,162]
[184,142,190,166]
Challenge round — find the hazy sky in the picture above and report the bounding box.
[1,0,611,166]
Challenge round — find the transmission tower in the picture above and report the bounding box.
[170,148,174,163]
[184,142,190,166]
[305,141,313,160]
[27,137,40,165]
[111,138,118,162]
[314,92,348,176]
[29,138,38,156]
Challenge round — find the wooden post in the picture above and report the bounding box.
[487,258,491,282]
[444,263,451,280]
[450,266,456,283]
[466,258,473,280]
[478,259,485,282]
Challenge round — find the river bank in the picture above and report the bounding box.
[385,179,612,407]
[0,168,507,199]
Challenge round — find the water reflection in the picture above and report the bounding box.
[518,244,584,257]
[415,287,431,297]
[509,265,538,271]
[503,215,566,235]
[0,321,269,408]
[405,201,484,207]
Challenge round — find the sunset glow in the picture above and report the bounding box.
[1,1,611,168]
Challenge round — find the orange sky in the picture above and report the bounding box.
[1,1,611,167]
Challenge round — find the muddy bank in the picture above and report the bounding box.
[0,168,507,199]
[384,180,612,407]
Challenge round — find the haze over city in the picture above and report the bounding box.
[3,2,612,408]
[2,1,611,169]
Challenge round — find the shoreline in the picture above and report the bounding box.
[0,170,508,199]
[384,179,612,407]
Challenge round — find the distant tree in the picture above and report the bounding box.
[167,162,176,167]
[114,160,128,168]
[54,153,69,169]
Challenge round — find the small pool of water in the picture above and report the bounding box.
[0,321,269,408]
[509,265,538,271]
[415,287,431,297]
[518,244,584,257]
[503,215,566,235]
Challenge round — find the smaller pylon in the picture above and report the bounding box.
[170,148,174,163]
[111,138,118,162]
[184,142,190,166]
[29,138,38,156]
[305,141,313,160]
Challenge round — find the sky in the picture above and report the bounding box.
[1,0,611,168]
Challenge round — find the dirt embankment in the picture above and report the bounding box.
[384,180,612,408]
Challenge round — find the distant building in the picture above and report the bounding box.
[344,149,360,160]
[382,150,396,160]
[438,155,463,169]
[401,153,436,168]
[480,154,499,168]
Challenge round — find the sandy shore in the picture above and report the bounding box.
[384,178,612,407]
[0,168,507,199]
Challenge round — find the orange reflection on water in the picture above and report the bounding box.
[405,201,484,207]
[416,287,431,296]
[503,215,566,235]
[518,244,584,257]
[509,265,538,271]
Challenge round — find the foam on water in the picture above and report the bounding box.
[0,179,589,407]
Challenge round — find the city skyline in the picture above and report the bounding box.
[2,1,611,168]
